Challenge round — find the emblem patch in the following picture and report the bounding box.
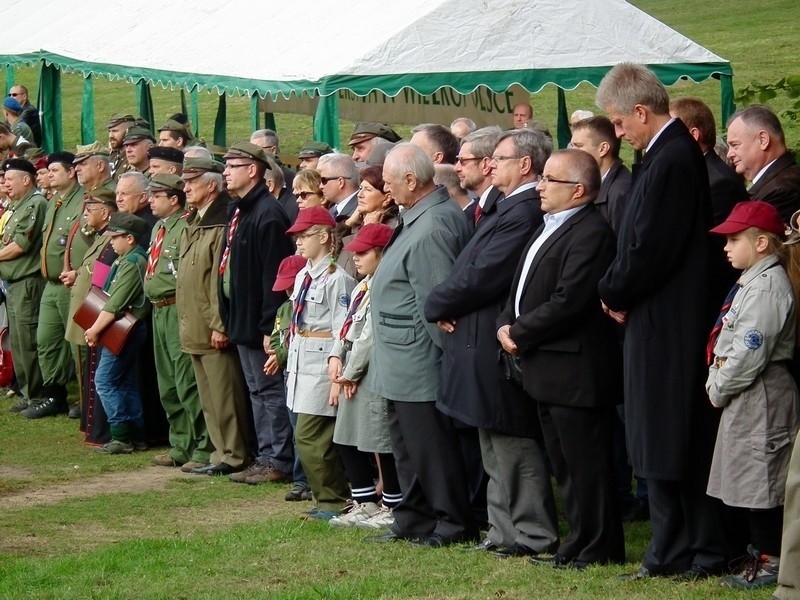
[338,293,350,308]
[743,329,764,350]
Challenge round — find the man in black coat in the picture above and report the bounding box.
[727,104,800,222]
[425,128,558,558]
[497,149,624,568]
[596,63,727,579]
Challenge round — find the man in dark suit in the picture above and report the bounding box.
[727,104,800,222]
[318,154,359,221]
[426,128,558,558]
[497,149,623,568]
[596,63,727,579]
[570,116,630,234]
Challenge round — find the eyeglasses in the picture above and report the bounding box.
[456,156,484,165]
[225,163,252,170]
[320,176,351,184]
[295,191,319,200]
[490,155,521,162]
[8,93,19,97]
[540,175,581,185]
[294,231,320,240]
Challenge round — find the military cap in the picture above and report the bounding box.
[122,126,156,145]
[148,173,184,194]
[2,158,36,176]
[183,157,224,180]
[106,113,136,129]
[132,117,151,129]
[205,143,227,160]
[22,147,46,160]
[74,141,111,163]
[3,97,22,114]
[348,122,402,146]
[147,145,184,164]
[223,141,268,164]
[157,119,189,134]
[298,141,333,159]
[104,212,149,239]
[47,152,77,167]
[83,187,117,208]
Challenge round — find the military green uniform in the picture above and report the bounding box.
[11,120,34,144]
[144,212,210,464]
[36,183,85,403]
[0,188,47,402]
[109,150,131,182]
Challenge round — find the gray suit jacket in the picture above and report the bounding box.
[366,186,471,402]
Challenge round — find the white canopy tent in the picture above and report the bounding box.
[0,0,733,150]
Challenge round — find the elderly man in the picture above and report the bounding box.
[143,174,210,470]
[318,154,360,221]
[426,128,558,558]
[177,157,249,474]
[512,103,534,129]
[214,142,295,480]
[498,149,624,569]
[122,127,155,177]
[106,113,136,179]
[1,159,47,414]
[726,104,800,222]
[365,143,474,547]
[410,124,459,165]
[22,152,86,419]
[116,172,157,247]
[596,63,726,580]
[348,122,402,163]
[250,129,295,191]
[8,85,40,145]
[450,117,477,142]
[74,142,115,195]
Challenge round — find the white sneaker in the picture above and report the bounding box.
[328,501,381,528]
[355,505,394,530]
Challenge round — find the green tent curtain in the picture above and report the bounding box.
[265,112,276,131]
[180,88,188,118]
[249,92,259,132]
[720,74,736,125]
[313,94,340,149]
[136,79,154,132]
[37,62,62,153]
[4,66,13,95]
[190,86,199,137]
[556,88,570,149]
[81,74,95,145]
[214,93,226,147]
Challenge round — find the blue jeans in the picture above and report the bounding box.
[95,324,147,441]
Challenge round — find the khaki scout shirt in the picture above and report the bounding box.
[103,248,150,321]
[143,211,188,301]
[41,183,84,281]
[0,188,47,282]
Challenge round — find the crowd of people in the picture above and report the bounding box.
[2,63,800,596]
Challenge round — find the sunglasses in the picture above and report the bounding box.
[296,191,319,200]
[320,176,351,184]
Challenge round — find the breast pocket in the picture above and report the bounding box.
[376,311,415,345]
[305,289,325,318]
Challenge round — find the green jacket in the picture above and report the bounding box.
[102,247,150,320]
[41,183,85,281]
[0,188,47,282]
[144,211,189,301]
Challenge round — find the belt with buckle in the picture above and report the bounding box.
[297,328,332,339]
[151,295,177,308]
[714,357,726,368]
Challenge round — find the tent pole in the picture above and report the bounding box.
[556,87,570,150]
[190,86,199,137]
[250,92,260,132]
[4,66,14,95]
[38,62,63,153]
[720,73,735,126]
[214,93,227,147]
[314,93,340,149]
[81,74,95,145]
[136,80,155,132]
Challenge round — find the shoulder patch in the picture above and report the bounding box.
[338,293,350,308]
[743,329,764,350]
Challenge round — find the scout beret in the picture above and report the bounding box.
[148,173,185,194]
[147,145,184,164]
[286,206,336,235]
[2,158,36,176]
[104,212,149,239]
[122,126,156,145]
[34,157,49,171]
[710,201,785,237]
[74,141,110,163]
[83,187,117,208]
[223,141,268,164]
[343,223,394,253]
[3,97,22,114]
[48,152,77,167]
[106,113,136,129]
[348,122,402,146]
[157,119,189,134]
[273,255,308,292]
[183,157,224,180]
[298,141,333,159]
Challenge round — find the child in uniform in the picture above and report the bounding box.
[706,201,800,588]
[285,206,356,520]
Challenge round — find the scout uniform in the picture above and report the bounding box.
[106,113,136,181]
[144,174,210,467]
[157,119,193,147]
[73,142,116,194]
[347,122,402,146]
[0,159,47,409]
[122,126,155,178]
[147,146,184,176]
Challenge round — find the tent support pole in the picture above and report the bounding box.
[136,80,155,133]
[314,93,340,149]
[81,74,95,144]
[190,87,199,137]
[720,73,735,126]
[556,87,570,150]
[250,92,260,132]
[214,93,227,147]
[4,66,14,95]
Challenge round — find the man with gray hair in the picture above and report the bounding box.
[116,171,157,247]
[317,153,360,221]
[454,126,505,225]
[74,142,115,195]
[595,62,725,580]
[450,117,477,142]
[365,143,474,547]
[410,123,459,165]
[726,104,800,221]
[251,128,295,191]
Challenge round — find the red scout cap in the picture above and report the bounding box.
[710,201,785,236]
[286,206,336,234]
[272,255,308,292]
[343,223,394,253]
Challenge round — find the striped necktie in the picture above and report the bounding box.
[218,207,240,276]
[145,224,165,279]
[706,282,741,365]
[290,272,313,338]
[339,282,368,340]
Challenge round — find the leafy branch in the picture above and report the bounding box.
[735,76,800,121]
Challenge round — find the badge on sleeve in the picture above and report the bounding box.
[744,329,764,350]
[338,293,350,308]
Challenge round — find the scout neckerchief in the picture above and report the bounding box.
[339,281,368,340]
[290,271,313,338]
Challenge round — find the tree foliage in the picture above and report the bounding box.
[736,77,800,121]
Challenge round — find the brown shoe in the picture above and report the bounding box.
[180,461,207,473]
[246,465,291,485]
[153,454,184,467]
[229,461,269,484]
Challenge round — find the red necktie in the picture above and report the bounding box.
[145,225,165,278]
[218,207,240,276]
[474,203,483,224]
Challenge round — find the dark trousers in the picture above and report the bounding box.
[538,402,625,564]
[388,400,477,540]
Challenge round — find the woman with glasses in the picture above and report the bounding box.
[292,169,326,210]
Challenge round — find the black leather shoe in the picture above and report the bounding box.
[674,564,726,581]
[67,406,81,419]
[22,397,69,419]
[412,532,477,548]
[470,538,499,552]
[494,542,538,558]
[192,462,237,476]
[618,566,654,581]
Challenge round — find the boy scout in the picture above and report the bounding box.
[1,159,47,414]
[24,152,86,419]
[143,174,210,469]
